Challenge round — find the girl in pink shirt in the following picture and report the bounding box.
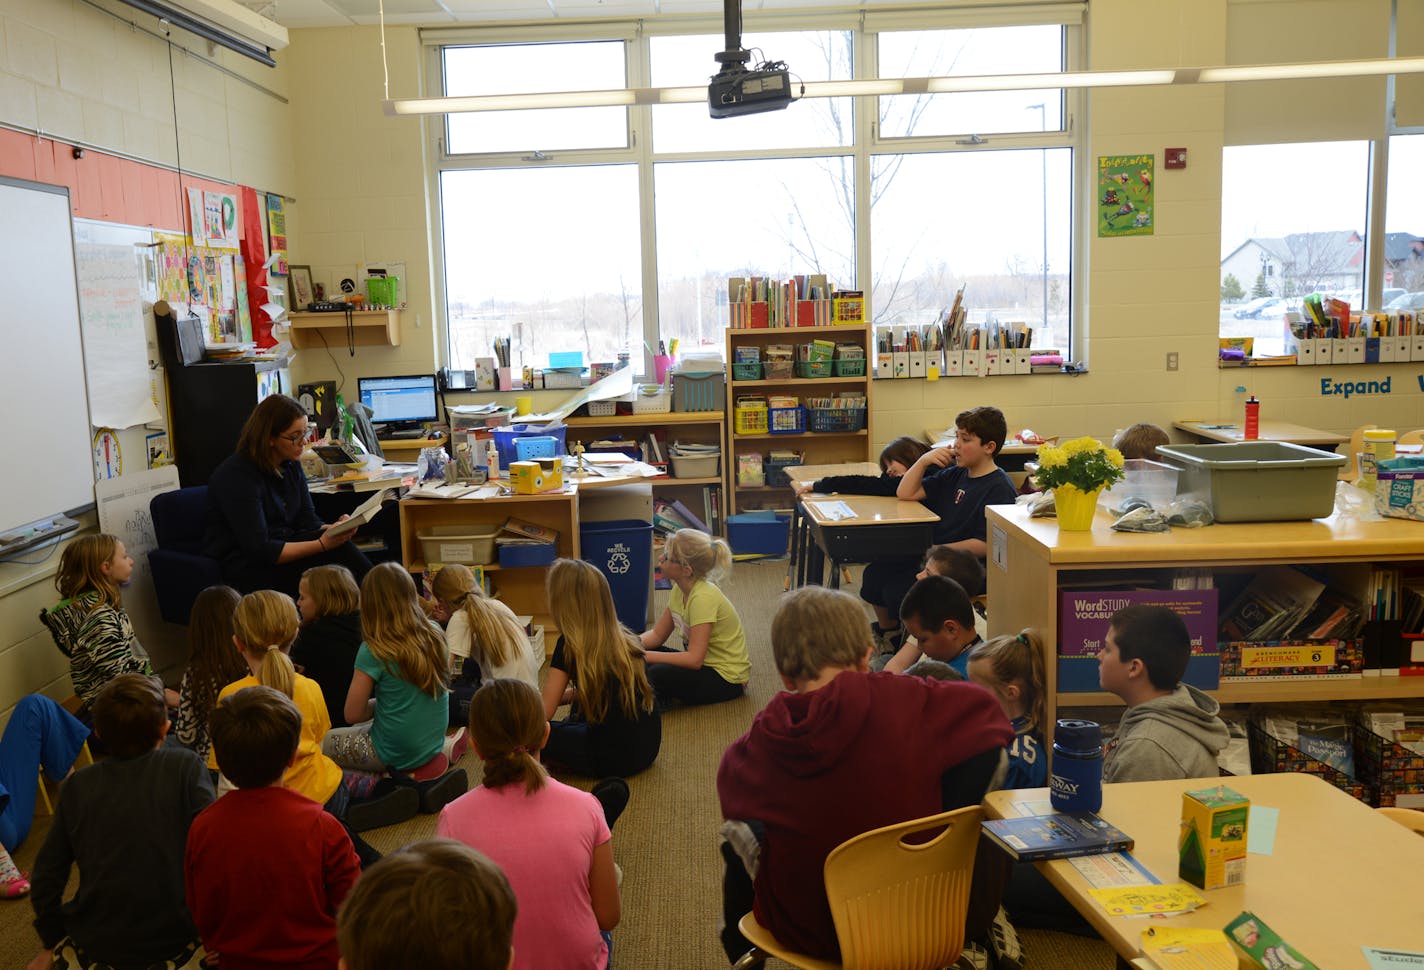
[437,680,622,970]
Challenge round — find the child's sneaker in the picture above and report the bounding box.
[416,768,469,814]
[950,939,991,970]
[986,905,1024,970]
[442,727,469,764]
[0,873,30,899]
[343,785,419,833]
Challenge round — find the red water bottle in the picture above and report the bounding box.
[1244,395,1260,440]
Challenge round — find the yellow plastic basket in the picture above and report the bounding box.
[734,405,769,435]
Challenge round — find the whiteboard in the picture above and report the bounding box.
[0,177,96,531]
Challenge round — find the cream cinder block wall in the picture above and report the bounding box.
[283,26,438,391]
[0,0,297,725]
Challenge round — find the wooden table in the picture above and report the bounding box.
[1173,420,1346,450]
[984,773,1424,967]
[791,484,939,589]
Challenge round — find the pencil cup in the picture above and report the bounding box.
[654,354,674,385]
[515,396,532,416]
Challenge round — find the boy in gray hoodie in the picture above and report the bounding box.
[1098,605,1230,782]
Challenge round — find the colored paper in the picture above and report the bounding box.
[1141,927,1237,969]
[1247,805,1279,855]
[1087,882,1206,918]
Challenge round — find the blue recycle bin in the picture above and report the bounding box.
[579,518,653,632]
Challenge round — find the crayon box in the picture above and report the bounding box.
[1179,785,1249,890]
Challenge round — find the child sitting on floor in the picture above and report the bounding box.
[40,535,167,716]
[439,680,623,970]
[187,685,360,969]
[433,563,541,728]
[292,564,364,729]
[336,839,516,970]
[543,559,661,779]
[30,674,214,970]
[174,585,245,762]
[640,529,750,707]
[323,562,467,814]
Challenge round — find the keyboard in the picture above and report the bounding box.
[381,428,427,440]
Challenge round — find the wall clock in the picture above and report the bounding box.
[93,429,122,479]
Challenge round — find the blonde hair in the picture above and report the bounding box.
[469,680,547,795]
[664,529,733,584]
[56,534,123,609]
[968,629,1047,732]
[433,564,526,672]
[361,562,449,699]
[772,586,873,684]
[233,589,300,698]
[546,559,654,724]
[301,564,360,617]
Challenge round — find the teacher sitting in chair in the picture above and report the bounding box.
[204,394,372,597]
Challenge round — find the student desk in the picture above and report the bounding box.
[1173,420,1346,450]
[983,772,1424,967]
[786,464,939,588]
[985,503,1424,730]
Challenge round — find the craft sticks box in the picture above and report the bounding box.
[1179,785,1248,891]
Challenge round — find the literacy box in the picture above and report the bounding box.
[1058,589,1219,692]
[1178,785,1248,891]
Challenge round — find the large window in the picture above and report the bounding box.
[429,17,1078,372]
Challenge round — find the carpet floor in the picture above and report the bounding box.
[0,561,1116,969]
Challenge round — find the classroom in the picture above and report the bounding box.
[3,0,1424,967]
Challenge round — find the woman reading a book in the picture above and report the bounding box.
[205,393,372,597]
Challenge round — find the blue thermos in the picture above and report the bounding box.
[1050,719,1103,813]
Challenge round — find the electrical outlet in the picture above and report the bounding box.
[1166,352,1179,371]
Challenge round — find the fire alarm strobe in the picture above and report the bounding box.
[1165,148,1187,170]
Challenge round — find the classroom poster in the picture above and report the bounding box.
[1097,154,1154,237]
[155,233,188,303]
[266,193,289,276]
[74,241,162,428]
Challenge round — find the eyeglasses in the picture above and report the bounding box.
[275,428,310,445]
[659,552,685,566]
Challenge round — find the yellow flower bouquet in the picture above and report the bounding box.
[1035,436,1126,493]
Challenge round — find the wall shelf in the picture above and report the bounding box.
[287,309,402,350]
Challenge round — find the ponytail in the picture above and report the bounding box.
[468,679,547,795]
[258,644,296,698]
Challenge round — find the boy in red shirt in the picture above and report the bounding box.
[186,686,360,970]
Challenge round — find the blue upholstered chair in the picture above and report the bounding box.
[148,486,222,625]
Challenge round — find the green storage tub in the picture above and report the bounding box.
[1155,442,1346,522]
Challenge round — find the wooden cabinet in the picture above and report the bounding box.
[564,412,727,532]
[725,323,873,516]
[985,503,1424,730]
[399,490,578,634]
[287,309,401,350]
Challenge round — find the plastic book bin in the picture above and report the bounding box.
[728,511,791,556]
[417,524,500,566]
[1155,442,1346,522]
[493,424,567,469]
[1099,458,1180,513]
[580,519,653,631]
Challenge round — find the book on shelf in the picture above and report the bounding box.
[500,517,558,543]
[1218,639,1364,681]
[981,812,1134,862]
[1218,566,1325,642]
[322,488,395,539]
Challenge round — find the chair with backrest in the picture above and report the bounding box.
[732,804,985,970]
[1342,424,1376,481]
[149,485,223,625]
[1379,805,1424,836]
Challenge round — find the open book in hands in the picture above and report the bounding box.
[322,488,395,540]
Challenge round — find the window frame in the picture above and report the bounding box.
[421,10,1086,376]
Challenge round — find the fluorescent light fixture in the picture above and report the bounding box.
[384,56,1424,116]
[113,0,288,66]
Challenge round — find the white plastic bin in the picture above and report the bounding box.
[417,524,500,565]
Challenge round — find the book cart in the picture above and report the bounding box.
[724,322,874,518]
[986,503,1424,804]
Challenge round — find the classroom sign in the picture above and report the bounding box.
[1097,154,1154,237]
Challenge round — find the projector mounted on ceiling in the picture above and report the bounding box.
[708,0,796,118]
[114,0,289,67]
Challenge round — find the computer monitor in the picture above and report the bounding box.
[357,374,439,429]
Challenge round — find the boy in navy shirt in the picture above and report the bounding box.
[863,406,1016,654]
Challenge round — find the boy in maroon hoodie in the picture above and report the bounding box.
[716,586,1012,964]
